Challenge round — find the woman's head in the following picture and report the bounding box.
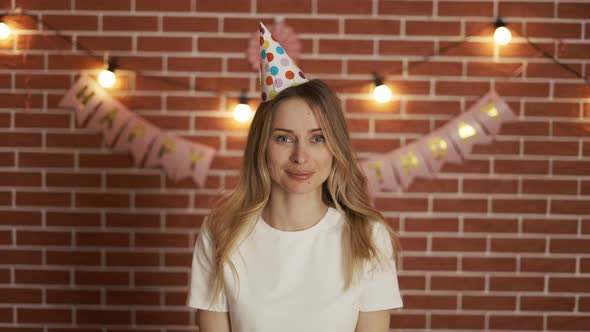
[241,79,358,207]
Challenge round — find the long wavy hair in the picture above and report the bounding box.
[206,79,400,304]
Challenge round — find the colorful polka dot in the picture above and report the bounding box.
[264,63,270,72]
[270,66,279,76]
[276,46,284,54]
[269,90,277,99]
[260,49,266,59]
[274,78,283,88]
[280,58,290,66]
[285,71,294,80]
[260,36,264,46]
[261,92,267,101]
[267,53,274,62]
[266,76,273,85]
[260,26,265,34]
[264,40,269,49]
[298,71,306,79]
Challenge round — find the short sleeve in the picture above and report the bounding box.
[186,218,229,312]
[359,222,403,312]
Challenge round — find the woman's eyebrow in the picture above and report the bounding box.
[272,128,323,133]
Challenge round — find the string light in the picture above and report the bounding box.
[233,92,253,123]
[98,57,118,88]
[0,16,11,40]
[372,73,393,103]
[494,18,512,46]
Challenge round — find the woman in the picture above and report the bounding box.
[187,23,403,332]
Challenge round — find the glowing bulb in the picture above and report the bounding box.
[0,22,11,40]
[233,103,253,123]
[98,69,116,88]
[373,84,393,103]
[494,26,512,45]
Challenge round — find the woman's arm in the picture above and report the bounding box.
[355,310,391,332]
[198,310,231,332]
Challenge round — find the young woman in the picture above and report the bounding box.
[187,23,402,332]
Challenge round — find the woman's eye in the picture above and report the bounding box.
[312,135,325,143]
[277,136,292,143]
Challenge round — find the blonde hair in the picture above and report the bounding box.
[205,79,399,305]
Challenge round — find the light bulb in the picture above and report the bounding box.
[373,84,393,103]
[0,22,11,40]
[233,103,253,123]
[98,69,116,88]
[494,26,512,45]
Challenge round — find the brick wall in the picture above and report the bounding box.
[1,0,589,330]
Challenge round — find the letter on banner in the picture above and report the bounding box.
[390,144,433,189]
[446,113,493,156]
[416,131,463,172]
[85,100,133,146]
[112,117,161,166]
[59,75,110,126]
[470,90,516,135]
[172,140,216,187]
[360,157,400,197]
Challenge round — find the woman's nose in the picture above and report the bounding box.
[290,143,309,164]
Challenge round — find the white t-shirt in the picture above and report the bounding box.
[187,207,403,332]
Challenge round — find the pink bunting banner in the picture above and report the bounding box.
[59,75,216,188]
[362,89,515,197]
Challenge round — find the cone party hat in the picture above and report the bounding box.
[259,21,309,102]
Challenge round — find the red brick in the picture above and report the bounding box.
[467,62,522,77]
[409,61,462,76]
[0,211,41,226]
[552,200,590,215]
[398,236,427,251]
[135,233,190,248]
[491,238,545,253]
[407,20,460,36]
[378,0,431,15]
[379,41,434,56]
[17,308,71,324]
[15,269,69,284]
[0,307,12,322]
[0,288,41,303]
[522,257,576,273]
[432,237,486,252]
[403,256,457,271]
[46,251,100,266]
[75,271,130,286]
[374,119,430,134]
[550,277,590,292]
[524,140,579,156]
[463,179,518,194]
[77,309,131,325]
[442,41,494,57]
[558,2,590,19]
[196,0,250,12]
[554,160,590,176]
[135,193,190,209]
[0,269,10,283]
[0,152,14,167]
[440,1,493,16]
[17,231,71,246]
[523,218,578,234]
[319,39,373,55]
[107,290,160,305]
[345,19,400,35]
[163,16,218,32]
[16,0,71,9]
[0,191,10,206]
[434,198,487,213]
[406,100,461,116]
[165,213,204,229]
[136,0,190,11]
[407,178,458,193]
[441,159,491,174]
[523,179,578,195]
[492,198,547,214]
[46,172,101,188]
[16,191,70,207]
[0,171,41,187]
[135,271,187,286]
[436,81,490,96]
[76,232,130,247]
[374,198,428,212]
[547,315,590,330]
[75,193,130,208]
[405,217,458,232]
[42,15,98,31]
[106,252,160,267]
[103,15,157,31]
[431,276,485,291]
[105,174,160,189]
[317,0,371,14]
[196,77,251,93]
[347,59,400,76]
[168,57,222,72]
[403,294,456,310]
[0,132,42,147]
[496,82,550,98]
[164,253,192,268]
[285,18,339,34]
[46,211,101,227]
[553,121,590,138]
[525,101,580,118]
[581,297,590,311]
[136,310,190,325]
[551,239,590,254]
[166,96,219,111]
[499,42,554,58]
[46,289,100,304]
[500,2,554,17]
[491,276,544,291]
[463,295,515,310]
[527,62,584,79]
[165,291,187,305]
[527,22,582,39]
[256,0,311,13]
[463,257,516,272]
[19,152,74,168]
[347,118,369,133]
[431,314,485,329]
[489,315,544,330]
[75,0,130,9]
[0,54,45,70]
[397,276,426,290]
[106,212,160,228]
[46,133,102,149]
[138,36,192,52]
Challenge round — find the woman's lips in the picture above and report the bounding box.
[286,171,314,180]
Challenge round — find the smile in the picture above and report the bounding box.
[286,171,314,180]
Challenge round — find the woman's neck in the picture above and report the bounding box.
[262,191,328,231]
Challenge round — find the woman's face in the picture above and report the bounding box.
[266,98,333,197]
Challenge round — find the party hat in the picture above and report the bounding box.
[259,21,308,102]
